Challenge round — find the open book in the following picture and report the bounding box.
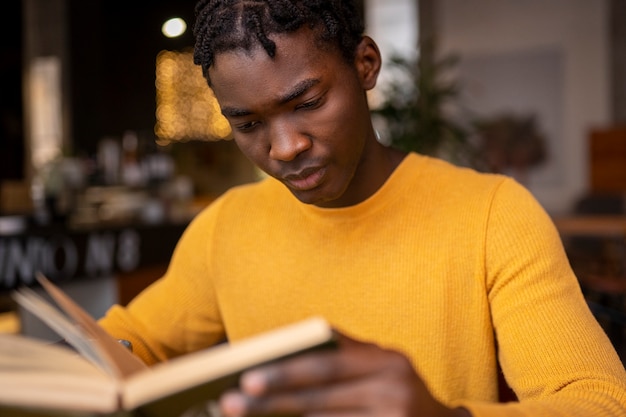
[1,274,335,417]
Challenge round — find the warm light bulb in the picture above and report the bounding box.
[162,18,187,38]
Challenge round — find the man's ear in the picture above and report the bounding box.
[354,36,382,90]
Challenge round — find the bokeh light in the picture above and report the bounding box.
[161,18,187,38]
[155,50,232,145]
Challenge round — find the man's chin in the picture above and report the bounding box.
[289,189,326,206]
[287,187,350,208]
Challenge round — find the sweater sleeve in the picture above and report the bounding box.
[98,199,227,365]
[462,178,626,416]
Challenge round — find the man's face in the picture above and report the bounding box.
[208,28,380,208]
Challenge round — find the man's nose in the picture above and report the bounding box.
[268,122,312,161]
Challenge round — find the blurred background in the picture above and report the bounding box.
[1,0,626,360]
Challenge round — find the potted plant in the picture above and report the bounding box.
[371,42,479,167]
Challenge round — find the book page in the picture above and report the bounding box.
[122,317,334,413]
[0,333,119,414]
[12,274,147,379]
[36,273,148,378]
[12,287,117,375]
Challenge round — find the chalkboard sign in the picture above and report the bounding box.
[0,223,186,292]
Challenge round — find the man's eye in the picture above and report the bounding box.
[235,121,260,132]
[296,98,322,111]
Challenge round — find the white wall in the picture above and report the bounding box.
[365,0,418,69]
[437,0,610,214]
[364,0,418,109]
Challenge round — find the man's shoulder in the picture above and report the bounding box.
[220,176,285,202]
[404,153,510,192]
[194,177,287,218]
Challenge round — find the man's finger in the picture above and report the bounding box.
[241,334,396,395]
[225,376,387,416]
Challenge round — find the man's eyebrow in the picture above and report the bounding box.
[221,106,251,118]
[277,78,320,105]
[220,78,320,118]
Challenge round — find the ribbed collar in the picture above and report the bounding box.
[287,152,423,221]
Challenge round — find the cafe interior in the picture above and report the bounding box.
[1,0,626,363]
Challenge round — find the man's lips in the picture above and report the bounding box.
[283,166,326,191]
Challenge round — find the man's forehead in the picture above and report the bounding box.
[210,27,333,71]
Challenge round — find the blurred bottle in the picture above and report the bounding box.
[31,156,86,224]
[97,137,121,186]
[121,130,145,187]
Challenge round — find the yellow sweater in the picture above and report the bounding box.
[99,153,626,416]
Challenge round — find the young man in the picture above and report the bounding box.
[99,1,626,416]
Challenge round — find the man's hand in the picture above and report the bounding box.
[219,331,471,417]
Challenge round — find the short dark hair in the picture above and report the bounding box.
[193,0,364,82]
